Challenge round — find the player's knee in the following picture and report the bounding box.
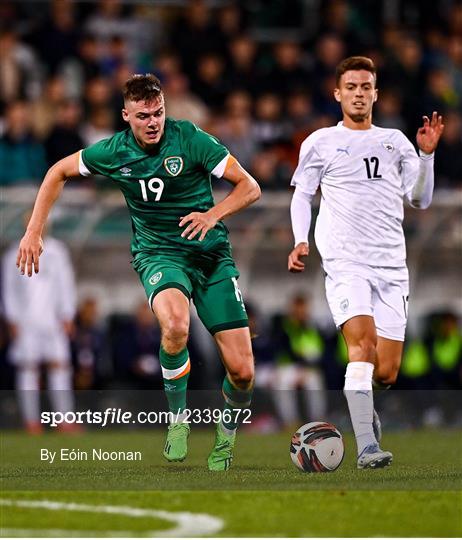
[162,315,189,346]
[47,361,68,370]
[228,360,254,390]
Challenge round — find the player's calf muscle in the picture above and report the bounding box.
[374,365,399,385]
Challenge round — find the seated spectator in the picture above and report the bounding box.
[434,111,462,189]
[214,92,258,171]
[375,88,406,132]
[226,34,260,96]
[80,106,114,146]
[191,53,228,113]
[0,29,41,108]
[250,148,286,191]
[253,93,290,146]
[163,72,209,128]
[31,76,68,140]
[0,101,47,185]
[44,99,85,166]
[259,40,311,97]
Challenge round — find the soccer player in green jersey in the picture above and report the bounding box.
[16,74,261,471]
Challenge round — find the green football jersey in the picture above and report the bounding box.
[80,118,230,260]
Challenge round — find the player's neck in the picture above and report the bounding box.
[342,115,373,130]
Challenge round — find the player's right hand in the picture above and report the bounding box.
[16,232,44,276]
[288,242,309,273]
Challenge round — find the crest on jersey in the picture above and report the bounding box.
[382,142,394,152]
[164,156,184,176]
[149,272,163,285]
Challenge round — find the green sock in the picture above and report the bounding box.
[160,345,190,415]
[221,375,253,432]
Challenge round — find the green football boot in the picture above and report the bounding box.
[207,423,236,471]
[163,422,190,462]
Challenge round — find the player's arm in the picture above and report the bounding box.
[288,188,312,272]
[179,156,261,241]
[404,112,444,209]
[16,151,81,276]
[287,136,323,272]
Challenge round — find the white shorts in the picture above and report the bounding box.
[9,326,71,367]
[323,259,409,341]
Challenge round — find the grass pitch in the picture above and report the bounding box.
[1,428,461,537]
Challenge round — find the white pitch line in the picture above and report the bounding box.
[1,528,134,537]
[0,499,224,537]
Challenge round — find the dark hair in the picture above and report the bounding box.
[123,74,163,102]
[335,56,377,87]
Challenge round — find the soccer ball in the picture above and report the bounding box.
[290,421,344,472]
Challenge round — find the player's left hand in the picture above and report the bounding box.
[179,211,218,241]
[416,111,444,154]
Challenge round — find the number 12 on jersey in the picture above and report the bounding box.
[363,157,382,179]
[138,178,165,201]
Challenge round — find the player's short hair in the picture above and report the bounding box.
[123,74,163,103]
[335,56,377,87]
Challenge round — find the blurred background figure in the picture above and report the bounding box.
[0,101,47,185]
[71,296,106,391]
[111,300,162,389]
[44,99,84,166]
[2,219,77,434]
[163,71,209,128]
[271,293,327,428]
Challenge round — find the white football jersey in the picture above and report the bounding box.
[2,237,77,331]
[291,122,421,267]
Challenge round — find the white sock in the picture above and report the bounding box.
[16,368,40,424]
[48,366,74,414]
[344,361,376,455]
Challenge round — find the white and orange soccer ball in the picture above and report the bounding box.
[290,421,344,473]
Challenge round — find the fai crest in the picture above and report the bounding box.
[164,156,184,176]
[382,142,394,152]
[149,272,163,285]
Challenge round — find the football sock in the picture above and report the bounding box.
[48,365,74,414]
[160,345,190,418]
[16,367,40,424]
[344,361,376,455]
[221,375,253,434]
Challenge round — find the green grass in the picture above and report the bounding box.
[1,428,461,536]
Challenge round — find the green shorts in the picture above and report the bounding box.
[134,251,248,335]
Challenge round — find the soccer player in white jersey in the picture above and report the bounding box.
[288,56,444,469]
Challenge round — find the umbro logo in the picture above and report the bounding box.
[382,142,394,152]
[336,147,350,155]
[120,167,132,176]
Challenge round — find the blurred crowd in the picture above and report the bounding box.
[0,0,461,189]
